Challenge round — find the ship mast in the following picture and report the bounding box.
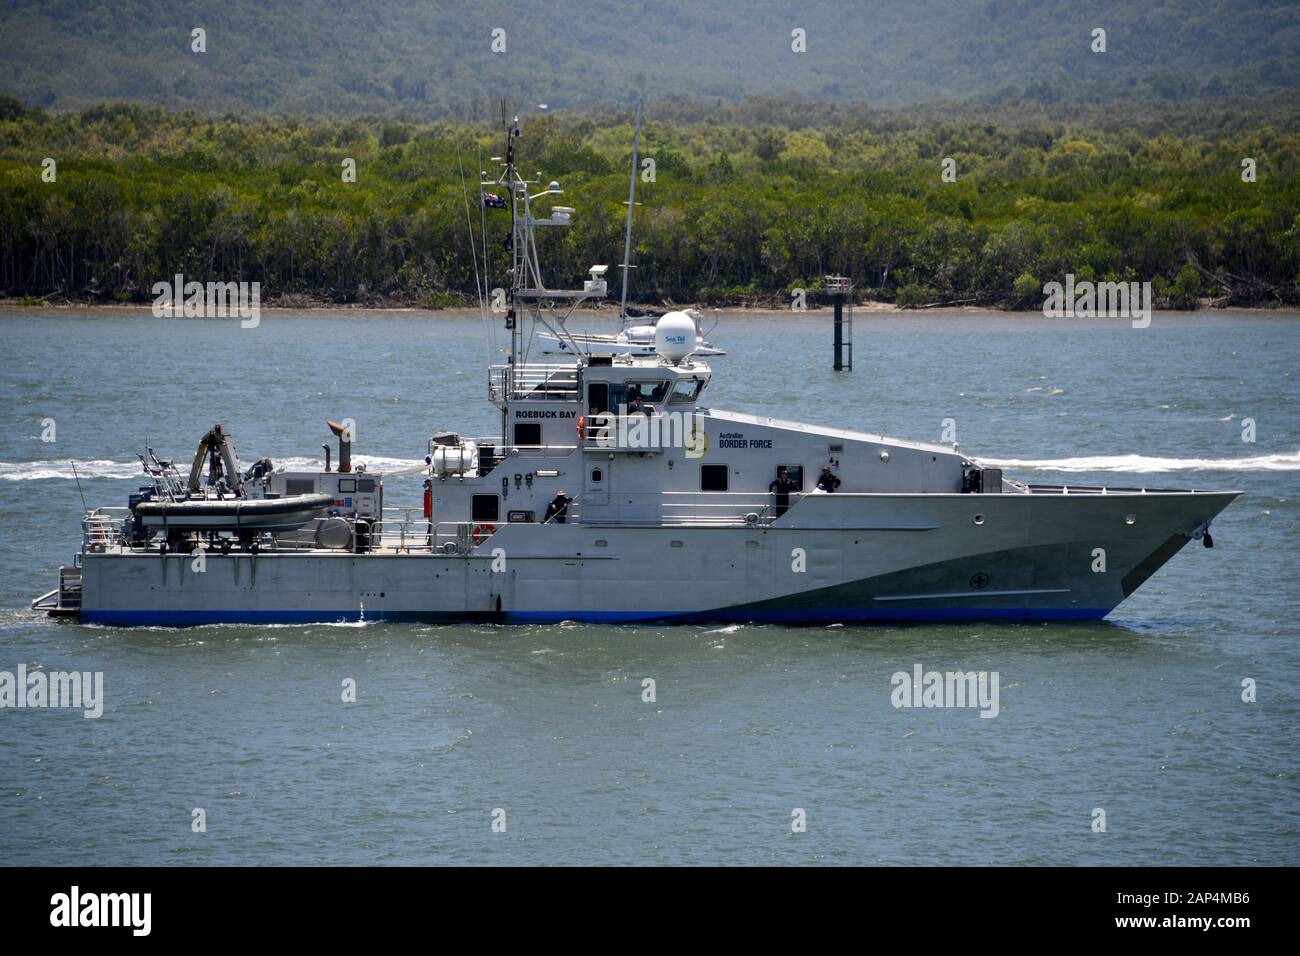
[618,100,642,330]
[501,104,523,366]
[479,104,616,461]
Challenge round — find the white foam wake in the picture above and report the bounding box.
[983,450,1300,473]
[0,459,140,481]
[272,456,427,475]
[0,456,429,481]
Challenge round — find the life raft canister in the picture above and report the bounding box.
[472,523,496,545]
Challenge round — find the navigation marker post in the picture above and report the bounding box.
[824,275,853,370]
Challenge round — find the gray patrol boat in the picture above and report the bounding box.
[35,121,1237,626]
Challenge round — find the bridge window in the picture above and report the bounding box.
[669,378,704,403]
[610,380,669,409]
[700,464,729,492]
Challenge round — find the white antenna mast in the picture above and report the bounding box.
[618,99,642,329]
[456,143,491,365]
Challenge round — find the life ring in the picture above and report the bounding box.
[472,523,496,544]
[576,415,586,441]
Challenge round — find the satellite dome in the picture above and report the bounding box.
[654,311,697,362]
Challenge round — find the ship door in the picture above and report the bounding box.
[585,460,610,510]
[582,381,613,517]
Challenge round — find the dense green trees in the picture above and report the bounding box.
[1,97,1297,308]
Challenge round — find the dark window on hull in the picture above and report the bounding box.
[472,495,500,521]
[514,423,542,446]
[700,464,729,492]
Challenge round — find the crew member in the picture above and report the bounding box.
[769,467,800,518]
[544,490,572,524]
[817,465,841,492]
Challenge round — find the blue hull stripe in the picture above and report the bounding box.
[81,607,1110,626]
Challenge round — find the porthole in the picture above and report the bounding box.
[1124,514,1136,525]
[590,468,603,483]
[972,514,986,526]
[670,540,684,548]
[594,539,608,547]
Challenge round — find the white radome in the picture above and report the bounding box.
[654,311,698,362]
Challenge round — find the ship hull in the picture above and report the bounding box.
[76,490,1236,626]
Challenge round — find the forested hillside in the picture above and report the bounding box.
[2,96,1297,308]
[0,0,1297,117]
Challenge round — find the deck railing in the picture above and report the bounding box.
[489,363,579,403]
[74,490,800,559]
[81,507,128,550]
[369,518,517,554]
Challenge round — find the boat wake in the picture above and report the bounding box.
[983,449,1300,473]
[0,456,428,481]
[0,459,133,480]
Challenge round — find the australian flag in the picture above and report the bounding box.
[482,192,507,209]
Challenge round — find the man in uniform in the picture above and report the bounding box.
[768,467,800,518]
[544,490,572,524]
[817,465,842,492]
